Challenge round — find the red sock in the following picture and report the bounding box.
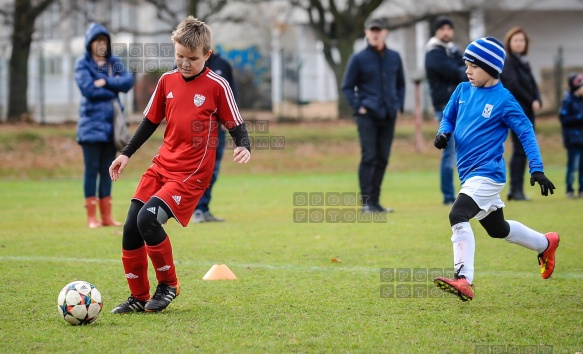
[121,246,150,301]
[146,236,178,287]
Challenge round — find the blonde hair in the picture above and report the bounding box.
[171,16,212,53]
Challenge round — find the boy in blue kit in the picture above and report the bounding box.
[432,37,559,301]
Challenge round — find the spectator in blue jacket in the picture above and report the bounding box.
[341,18,405,213]
[559,72,583,198]
[75,23,134,228]
[192,51,238,223]
[425,16,468,205]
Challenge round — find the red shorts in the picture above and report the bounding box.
[132,167,206,227]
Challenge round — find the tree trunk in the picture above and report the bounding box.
[187,0,199,17]
[296,0,384,119]
[333,39,358,119]
[6,0,56,123]
[7,2,35,122]
[319,35,359,119]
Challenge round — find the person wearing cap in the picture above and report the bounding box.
[432,37,559,302]
[424,16,468,205]
[341,17,405,213]
[558,72,583,198]
[500,27,542,201]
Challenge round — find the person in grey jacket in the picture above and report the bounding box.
[425,16,468,205]
[341,18,405,213]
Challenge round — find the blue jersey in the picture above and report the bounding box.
[438,82,544,184]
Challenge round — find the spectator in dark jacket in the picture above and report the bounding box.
[341,18,405,212]
[559,72,583,198]
[425,16,467,205]
[75,23,134,228]
[192,52,238,223]
[500,27,542,201]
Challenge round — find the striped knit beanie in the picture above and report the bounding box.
[463,37,506,78]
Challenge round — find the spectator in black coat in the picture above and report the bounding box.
[191,52,238,223]
[500,27,542,201]
[558,72,583,198]
[425,16,467,205]
[341,18,405,213]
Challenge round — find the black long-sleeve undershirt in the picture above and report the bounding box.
[120,118,159,158]
[228,123,251,152]
[120,118,251,158]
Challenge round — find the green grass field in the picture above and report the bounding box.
[0,118,582,353]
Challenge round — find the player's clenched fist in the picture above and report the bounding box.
[434,132,451,150]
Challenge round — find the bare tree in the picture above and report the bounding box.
[141,0,230,31]
[287,0,440,116]
[288,0,384,116]
[6,0,57,122]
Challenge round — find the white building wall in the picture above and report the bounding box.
[485,11,583,80]
[296,27,337,102]
[2,0,583,122]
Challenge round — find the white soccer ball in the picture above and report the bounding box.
[57,281,103,325]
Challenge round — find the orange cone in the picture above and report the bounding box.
[202,264,237,280]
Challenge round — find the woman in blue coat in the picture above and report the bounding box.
[75,23,134,228]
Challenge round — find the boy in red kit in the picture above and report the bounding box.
[109,16,251,313]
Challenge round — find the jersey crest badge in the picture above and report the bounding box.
[194,94,206,107]
[482,104,494,118]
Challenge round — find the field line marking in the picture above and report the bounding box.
[0,255,373,272]
[1,255,582,278]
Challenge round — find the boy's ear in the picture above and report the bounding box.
[205,50,212,61]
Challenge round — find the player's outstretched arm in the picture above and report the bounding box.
[109,117,160,182]
[530,172,555,196]
[109,155,130,181]
[227,122,251,164]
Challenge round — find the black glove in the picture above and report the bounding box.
[434,132,451,150]
[530,172,555,196]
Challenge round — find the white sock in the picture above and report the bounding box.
[505,220,548,253]
[451,222,475,284]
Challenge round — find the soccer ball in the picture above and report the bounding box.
[57,281,103,325]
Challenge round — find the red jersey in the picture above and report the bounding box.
[143,68,243,187]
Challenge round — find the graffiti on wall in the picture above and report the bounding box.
[216,44,267,86]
